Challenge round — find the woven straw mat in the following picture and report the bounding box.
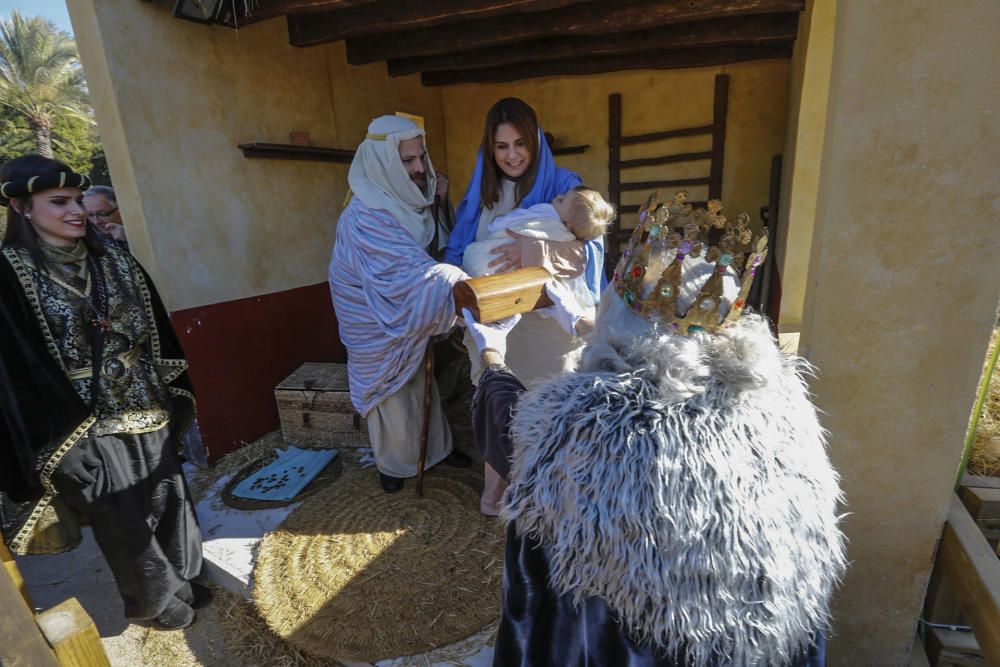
[252,462,504,662]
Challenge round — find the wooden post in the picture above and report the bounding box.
[959,486,1000,543]
[36,598,111,667]
[937,494,1000,664]
[924,551,963,626]
[708,74,730,200]
[1,530,33,609]
[416,340,434,498]
[908,633,932,667]
[924,627,985,666]
[963,474,1000,490]
[0,559,59,666]
[607,93,622,271]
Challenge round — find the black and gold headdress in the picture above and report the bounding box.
[0,171,91,206]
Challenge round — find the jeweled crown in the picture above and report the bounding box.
[611,191,767,335]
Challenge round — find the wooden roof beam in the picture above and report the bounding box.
[387,13,799,76]
[419,42,794,86]
[342,0,803,64]
[225,0,378,26]
[288,0,585,46]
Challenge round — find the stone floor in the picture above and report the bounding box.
[14,379,494,666]
[16,526,242,667]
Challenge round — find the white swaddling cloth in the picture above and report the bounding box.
[462,203,575,278]
[461,202,594,351]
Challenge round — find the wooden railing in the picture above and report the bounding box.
[0,534,111,667]
[922,477,1000,665]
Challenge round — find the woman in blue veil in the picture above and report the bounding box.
[444,98,606,516]
[444,98,605,304]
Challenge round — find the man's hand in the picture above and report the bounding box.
[435,171,449,199]
[487,230,522,274]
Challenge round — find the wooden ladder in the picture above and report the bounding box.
[1,532,111,667]
[606,73,730,270]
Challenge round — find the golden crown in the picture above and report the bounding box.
[611,191,768,335]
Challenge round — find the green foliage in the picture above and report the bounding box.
[0,10,105,179]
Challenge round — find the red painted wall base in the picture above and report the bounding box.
[171,282,346,461]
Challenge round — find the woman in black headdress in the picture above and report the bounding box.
[0,154,207,629]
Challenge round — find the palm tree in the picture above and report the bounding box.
[0,11,90,158]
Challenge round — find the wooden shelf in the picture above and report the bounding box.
[238,142,355,163]
[551,144,589,156]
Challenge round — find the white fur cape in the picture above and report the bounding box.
[502,324,846,666]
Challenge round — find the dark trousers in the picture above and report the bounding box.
[53,425,203,619]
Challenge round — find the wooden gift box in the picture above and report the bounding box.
[454,266,553,324]
[275,362,369,448]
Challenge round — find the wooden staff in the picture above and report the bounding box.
[416,338,434,497]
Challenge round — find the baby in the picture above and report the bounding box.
[461,186,614,288]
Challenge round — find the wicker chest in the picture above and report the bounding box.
[275,362,370,448]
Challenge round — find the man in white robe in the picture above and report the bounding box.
[329,116,470,493]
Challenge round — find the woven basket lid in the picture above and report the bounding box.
[276,362,349,392]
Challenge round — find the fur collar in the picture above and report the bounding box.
[502,352,846,666]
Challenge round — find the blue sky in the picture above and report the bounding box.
[0,0,74,34]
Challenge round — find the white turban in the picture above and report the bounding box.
[348,115,437,248]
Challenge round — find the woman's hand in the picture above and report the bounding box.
[462,308,521,361]
[487,230,522,274]
[543,280,596,337]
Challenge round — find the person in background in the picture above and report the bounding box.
[84,185,128,251]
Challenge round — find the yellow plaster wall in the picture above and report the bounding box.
[774,0,836,333]
[323,42,447,181]
[440,60,790,239]
[67,0,444,311]
[796,0,1000,662]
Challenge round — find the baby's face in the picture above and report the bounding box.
[552,192,577,230]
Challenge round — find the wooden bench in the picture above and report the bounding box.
[922,476,1000,666]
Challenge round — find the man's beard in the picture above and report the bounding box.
[411,174,428,192]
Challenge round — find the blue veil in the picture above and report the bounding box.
[444,129,606,303]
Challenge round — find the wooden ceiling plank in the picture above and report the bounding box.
[288,0,584,45]
[235,0,378,25]
[387,13,799,76]
[419,42,794,86]
[341,0,803,63]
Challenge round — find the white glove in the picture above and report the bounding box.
[543,280,595,336]
[462,308,521,359]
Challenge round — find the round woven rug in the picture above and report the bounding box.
[252,462,504,663]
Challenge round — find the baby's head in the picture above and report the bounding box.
[551,186,614,241]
